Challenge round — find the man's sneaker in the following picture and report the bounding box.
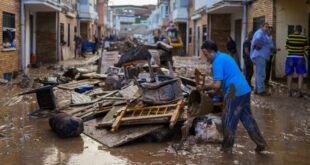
[255,145,268,153]
[257,91,271,96]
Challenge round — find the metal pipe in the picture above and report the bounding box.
[240,0,248,70]
[243,0,248,41]
[186,19,189,56]
[77,2,80,35]
[20,0,25,75]
[57,12,60,62]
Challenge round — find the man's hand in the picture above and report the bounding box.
[196,85,206,91]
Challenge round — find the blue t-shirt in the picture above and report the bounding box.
[251,29,270,60]
[212,51,251,97]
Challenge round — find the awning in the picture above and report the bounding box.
[66,12,76,18]
[191,14,201,20]
[24,0,61,12]
[205,2,243,14]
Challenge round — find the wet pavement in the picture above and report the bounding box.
[0,64,310,165]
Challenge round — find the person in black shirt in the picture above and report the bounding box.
[227,36,240,67]
[243,31,254,87]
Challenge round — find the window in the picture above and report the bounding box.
[288,25,295,35]
[189,28,192,43]
[253,16,265,32]
[2,12,16,49]
[202,25,208,42]
[68,24,71,46]
[288,25,302,35]
[165,6,169,18]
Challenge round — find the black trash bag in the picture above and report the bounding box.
[49,113,84,138]
[63,68,79,79]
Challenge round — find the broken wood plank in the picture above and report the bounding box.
[71,92,92,104]
[118,85,140,99]
[78,106,112,119]
[111,105,128,132]
[66,105,94,115]
[97,117,170,128]
[83,118,163,147]
[58,79,101,90]
[169,100,183,128]
[97,51,119,74]
[80,73,108,80]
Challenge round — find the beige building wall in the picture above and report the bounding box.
[60,13,78,57]
[275,0,309,78]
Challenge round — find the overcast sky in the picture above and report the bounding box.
[109,0,157,6]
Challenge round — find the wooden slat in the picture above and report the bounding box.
[121,114,172,122]
[109,100,185,131]
[126,103,178,111]
[111,104,129,132]
[163,107,168,114]
[169,100,183,128]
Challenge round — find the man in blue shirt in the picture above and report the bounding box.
[200,40,267,152]
[251,23,271,96]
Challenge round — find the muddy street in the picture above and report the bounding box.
[0,64,309,165]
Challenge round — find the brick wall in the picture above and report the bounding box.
[36,12,57,63]
[0,0,20,78]
[247,0,274,32]
[200,12,208,58]
[60,12,78,53]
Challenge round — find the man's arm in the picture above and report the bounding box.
[252,32,263,50]
[245,46,250,57]
[205,80,222,91]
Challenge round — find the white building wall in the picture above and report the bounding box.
[275,0,309,78]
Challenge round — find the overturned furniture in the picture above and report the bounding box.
[97,100,184,132]
[19,85,57,116]
[138,75,183,105]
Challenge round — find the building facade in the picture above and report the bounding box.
[187,0,310,78]
[0,0,20,78]
[111,5,153,36]
[97,0,108,39]
[79,0,98,41]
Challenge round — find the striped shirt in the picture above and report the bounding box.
[285,34,309,56]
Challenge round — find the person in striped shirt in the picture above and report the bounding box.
[285,25,309,97]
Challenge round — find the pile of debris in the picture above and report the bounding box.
[21,40,223,148]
